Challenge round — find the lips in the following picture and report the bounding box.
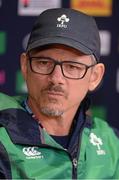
[47,90,64,97]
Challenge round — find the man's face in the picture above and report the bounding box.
[21,45,104,117]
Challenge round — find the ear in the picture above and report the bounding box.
[20,53,28,81]
[88,63,105,91]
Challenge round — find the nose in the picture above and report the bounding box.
[48,64,65,84]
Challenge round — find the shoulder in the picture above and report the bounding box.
[92,117,119,141]
[0,92,25,110]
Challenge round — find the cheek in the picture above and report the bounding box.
[26,73,47,95]
[69,80,90,104]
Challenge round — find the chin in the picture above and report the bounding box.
[40,106,64,117]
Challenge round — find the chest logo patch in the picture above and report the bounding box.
[23,147,44,159]
[89,132,106,155]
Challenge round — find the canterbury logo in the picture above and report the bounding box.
[23,147,44,159]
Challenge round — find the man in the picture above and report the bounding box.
[0,8,119,179]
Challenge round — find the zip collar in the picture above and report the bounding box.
[0,99,93,147]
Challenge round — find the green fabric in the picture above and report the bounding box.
[79,118,119,179]
[0,127,72,179]
[0,92,24,110]
[0,119,119,179]
[0,93,119,179]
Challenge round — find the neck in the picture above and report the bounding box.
[39,116,72,136]
[33,109,77,136]
[27,99,79,136]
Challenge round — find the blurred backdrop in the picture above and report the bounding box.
[0,0,119,129]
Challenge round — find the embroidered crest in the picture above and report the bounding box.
[89,132,106,155]
[57,14,70,28]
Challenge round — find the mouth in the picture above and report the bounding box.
[47,91,64,97]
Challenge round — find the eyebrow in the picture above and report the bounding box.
[29,55,83,63]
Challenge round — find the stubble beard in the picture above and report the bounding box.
[40,96,65,117]
[40,84,68,117]
[40,106,64,117]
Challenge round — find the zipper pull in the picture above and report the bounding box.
[73,158,78,168]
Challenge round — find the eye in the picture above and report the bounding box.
[65,63,83,71]
[68,64,78,69]
[32,58,52,67]
[37,60,49,66]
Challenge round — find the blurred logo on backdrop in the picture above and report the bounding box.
[70,0,112,16]
[15,70,27,94]
[0,0,2,8]
[18,0,61,16]
[99,30,111,56]
[0,32,6,55]
[91,106,107,121]
[0,70,6,85]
